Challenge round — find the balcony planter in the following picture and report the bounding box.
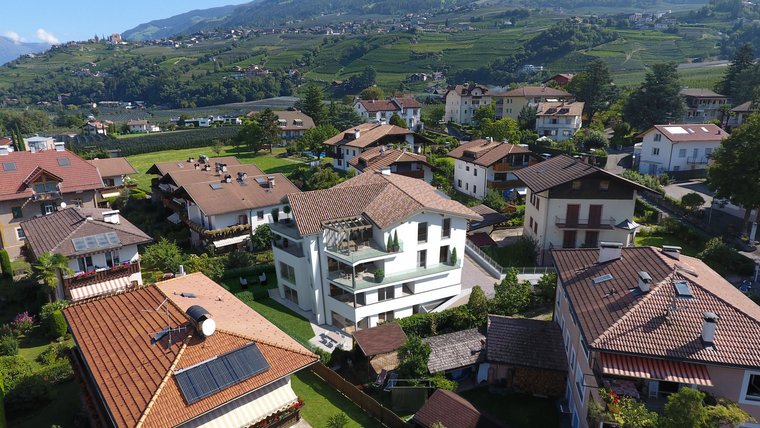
[374,269,385,283]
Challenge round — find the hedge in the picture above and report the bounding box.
[221,264,275,280]
[0,369,5,428]
[68,126,241,156]
[0,250,11,280]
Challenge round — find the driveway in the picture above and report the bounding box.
[663,180,753,221]
[461,253,501,297]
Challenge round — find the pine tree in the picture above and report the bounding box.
[716,43,755,100]
[622,63,685,131]
[300,85,326,125]
[13,126,25,151]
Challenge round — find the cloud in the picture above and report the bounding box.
[4,31,23,44]
[35,28,59,44]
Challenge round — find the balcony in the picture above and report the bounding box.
[686,157,709,165]
[328,260,460,290]
[325,239,402,264]
[272,237,304,258]
[395,170,425,179]
[329,293,364,308]
[63,261,140,290]
[32,190,62,201]
[555,217,616,230]
[269,220,303,240]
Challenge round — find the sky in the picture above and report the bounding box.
[1,0,250,44]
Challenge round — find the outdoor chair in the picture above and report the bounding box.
[384,372,398,392]
[239,277,248,289]
[374,369,388,387]
[258,272,267,286]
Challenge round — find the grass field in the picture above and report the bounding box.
[635,234,702,257]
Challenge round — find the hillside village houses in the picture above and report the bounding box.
[353,96,423,131]
[269,169,482,330]
[273,110,315,144]
[679,88,730,124]
[637,124,729,175]
[729,100,758,130]
[444,83,572,124]
[535,101,585,141]
[86,157,138,201]
[126,119,160,133]
[448,139,540,200]
[444,83,492,124]
[323,122,424,171]
[81,120,110,136]
[348,146,435,182]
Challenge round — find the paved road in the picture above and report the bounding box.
[461,253,501,297]
[663,180,755,221]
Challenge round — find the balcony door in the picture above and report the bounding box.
[562,231,577,249]
[566,204,580,227]
[588,205,602,227]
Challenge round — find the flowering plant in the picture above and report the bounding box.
[12,311,34,336]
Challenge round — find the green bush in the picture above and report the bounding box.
[430,373,458,391]
[226,251,255,269]
[0,335,18,357]
[36,361,74,384]
[620,170,664,194]
[698,238,756,276]
[0,250,11,279]
[397,305,478,338]
[4,375,51,415]
[39,300,69,322]
[36,343,69,366]
[49,310,68,339]
[313,347,331,365]
[0,356,33,391]
[634,198,659,225]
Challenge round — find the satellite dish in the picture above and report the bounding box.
[60,202,67,209]
[200,318,216,337]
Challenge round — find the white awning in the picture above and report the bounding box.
[101,191,121,198]
[69,276,132,301]
[167,212,181,224]
[212,234,250,248]
[184,377,298,428]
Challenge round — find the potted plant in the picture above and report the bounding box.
[450,247,457,265]
[387,235,393,252]
[374,268,385,282]
[271,208,279,223]
[283,205,291,222]
[393,230,400,252]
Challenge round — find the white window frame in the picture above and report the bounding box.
[740,370,760,405]
[15,228,25,240]
[652,147,660,155]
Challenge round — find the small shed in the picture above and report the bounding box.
[412,389,497,428]
[423,328,485,379]
[352,323,408,375]
[468,204,507,235]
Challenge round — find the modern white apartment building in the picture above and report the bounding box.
[444,83,492,124]
[637,124,729,175]
[535,101,584,141]
[270,170,481,330]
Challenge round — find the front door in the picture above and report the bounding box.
[563,231,577,248]
[588,205,602,227]
[566,204,580,227]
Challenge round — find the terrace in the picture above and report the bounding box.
[328,260,460,291]
[63,261,140,291]
[323,217,402,265]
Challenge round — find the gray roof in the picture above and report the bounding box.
[423,328,485,373]
[486,315,567,372]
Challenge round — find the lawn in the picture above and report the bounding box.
[461,387,559,428]
[292,370,383,428]
[635,234,701,257]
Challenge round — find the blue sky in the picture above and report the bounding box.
[2,1,249,44]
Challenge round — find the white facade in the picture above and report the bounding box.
[638,131,722,175]
[186,200,288,246]
[353,100,422,130]
[444,86,491,124]
[535,114,582,141]
[454,159,490,200]
[271,212,468,329]
[333,134,417,172]
[58,244,144,301]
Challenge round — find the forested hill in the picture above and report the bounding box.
[122,4,242,41]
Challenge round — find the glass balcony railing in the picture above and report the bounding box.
[328,260,460,290]
[325,239,403,264]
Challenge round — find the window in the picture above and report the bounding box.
[11,207,22,219]
[466,165,470,172]
[533,221,538,234]
[378,311,394,323]
[279,262,296,284]
[43,204,55,215]
[378,286,395,301]
[678,148,686,158]
[575,363,585,403]
[257,211,264,220]
[652,147,660,155]
[584,231,599,248]
[580,337,590,362]
[442,218,451,238]
[599,180,610,191]
[473,185,477,194]
[457,179,462,188]
[439,245,449,264]
[417,250,427,268]
[474,168,478,177]
[705,148,713,158]
[654,133,662,142]
[741,372,760,403]
[418,222,428,243]
[78,256,94,272]
[284,285,298,304]
[105,251,121,268]
[535,197,540,210]
[15,228,25,240]
[529,217,534,228]
[571,180,582,191]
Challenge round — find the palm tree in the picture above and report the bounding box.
[33,252,73,301]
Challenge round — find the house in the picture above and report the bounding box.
[148,155,242,200]
[0,146,104,258]
[270,169,482,329]
[679,88,730,124]
[552,246,760,427]
[150,157,300,249]
[492,86,571,120]
[354,97,423,130]
[514,155,649,263]
[63,272,318,428]
[82,120,109,136]
[126,119,159,133]
[408,73,429,82]
[544,73,576,86]
[467,204,507,236]
[86,157,138,200]
[637,124,729,175]
[24,135,56,151]
[21,208,151,301]
[348,146,434,182]
[273,110,315,144]
[412,389,495,428]
[352,322,407,374]
[323,123,422,171]
[535,101,584,141]
[423,328,485,378]
[485,315,567,397]
[448,139,539,200]
[729,101,758,130]
[444,83,492,124]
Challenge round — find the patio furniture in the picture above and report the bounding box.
[258,272,267,286]
[239,277,248,289]
[326,331,342,344]
[374,369,388,387]
[384,372,398,392]
[604,378,640,399]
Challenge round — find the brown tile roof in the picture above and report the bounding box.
[178,172,299,216]
[679,88,727,98]
[468,204,507,231]
[352,322,407,357]
[447,139,532,167]
[732,101,756,113]
[497,86,570,98]
[357,97,421,112]
[512,155,650,194]
[412,389,482,428]
[87,157,137,178]
[347,146,430,171]
[486,316,568,372]
[423,328,485,373]
[160,164,264,188]
[288,170,482,236]
[446,83,490,97]
[63,273,317,428]
[126,119,149,126]
[323,123,412,149]
[272,110,315,131]
[551,247,760,368]
[535,101,584,117]
[467,232,497,247]
[0,149,103,201]
[639,124,729,143]
[21,207,152,258]
[146,156,241,177]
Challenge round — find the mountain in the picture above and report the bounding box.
[0,37,50,65]
[122,4,242,41]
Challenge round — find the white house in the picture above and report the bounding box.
[637,124,729,175]
[21,208,152,301]
[270,169,482,330]
[535,101,584,141]
[126,119,160,133]
[448,139,540,200]
[323,123,419,171]
[23,135,56,152]
[82,120,109,136]
[354,97,423,131]
[680,88,730,124]
[514,155,649,264]
[444,83,492,124]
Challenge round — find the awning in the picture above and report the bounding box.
[183,377,298,428]
[600,353,713,386]
[101,191,121,198]
[212,234,250,248]
[69,276,132,301]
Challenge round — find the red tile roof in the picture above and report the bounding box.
[0,149,103,201]
[496,86,570,98]
[446,83,490,97]
[87,157,137,178]
[272,110,315,131]
[536,101,584,117]
[447,139,533,167]
[146,156,241,177]
[357,97,421,112]
[412,389,482,428]
[352,322,407,357]
[63,273,317,428]
[347,146,430,171]
[467,232,497,247]
[552,247,760,368]
[323,123,412,149]
[640,124,729,143]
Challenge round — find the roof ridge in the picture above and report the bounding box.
[214,327,318,360]
[47,209,90,253]
[676,270,760,329]
[135,337,191,428]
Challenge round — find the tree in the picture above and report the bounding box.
[681,192,706,213]
[326,413,349,428]
[250,224,272,251]
[661,387,709,428]
[300,85,326,125]
[185,254,224,281]
[397,335,431,380]
[492,268,531,315]
[12,127,25,151]
[473,104,496,125]
[49,310,67,339]
[33,252,73,297]
[573,128,609,149]
[352,66,377,91]
[480,117,521,142]
[359,86,384,100]
[467,285,489,325]
[535,271,557,305]
[328,103,364,131]
[300,124,338,159]
[517,105,537,131]
[235,118,264,153]
[422,104,445,125]
[622,63,685,131]
[482,189,506,212]
[716,42,755,100]
[0,249,11,279]
[141,238,185,273]
[389,113,407,128]
[254,108,281,152]
[707,398,754,427]
[566,59,619,121]
[709,113,760,237]
[210,139,224,156]
[306,166,344,190]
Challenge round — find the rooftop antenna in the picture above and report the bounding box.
[142,297,187,347]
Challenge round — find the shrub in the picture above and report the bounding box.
[326,413,349,428]
[535,271,558,305]
[0,335,18,357]
[185,254,225,281]
[142,238,186,273]
[39,300,69,323]
[48,310,67,339]
[681,192,706,212]
[450,247,458,265]
[483,189,506,212]
[0,250,11,279]
[698,238,756,276]
[11,312,33,337]
[4,375,51,415]
[430,373,458,391]
[467,286,488,325]
[0,356,33,391]
[374,269,384,281]
[226,251,255,269]
[36,343,69,366]
[36,361,74,384]
[620,170,664,194]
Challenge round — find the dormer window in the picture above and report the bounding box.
[572,180,582,191]
[35,181,58,193]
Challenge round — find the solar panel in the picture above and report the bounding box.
[72,238,88,252]
[174,343,270,404]
[71,232,122,252]
[209,183,222,190]
[674,281,694,298]
[2,162,16,171]
[106,232,120,245]
[57,157,70,166]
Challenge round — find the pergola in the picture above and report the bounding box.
[322,216,373,253]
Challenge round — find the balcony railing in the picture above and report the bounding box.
[63,261,140,290]
[272,238,304,258]
[32,190,62,201]
[325,239,403,264]
[686,157,709,165]
[555,217,616,230]
[329,260,460,290]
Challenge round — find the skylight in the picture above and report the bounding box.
[664,126,688,134]
[57,158,70,167]
[209,183,222,190]
[674,280,694,298]
[72,232,120,252]
[2,162,16,171]
[593,274,614,285]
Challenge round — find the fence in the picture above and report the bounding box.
[465,240,505,277]
[513,266,556,275]
[310,363,407,428]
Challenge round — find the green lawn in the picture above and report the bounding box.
[292,371,383,428]
[461,387,559,428]
[126,146,305,192]
[635,234,701,257]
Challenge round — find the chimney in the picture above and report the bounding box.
[186,305,216,337]
[662,245,681,260]
[102,209,120,224]
[267,176,276,188]
[177,265,186,276]
[187,157,195,163]
[380,167,392,176]
[598,242,623,264]
[194,163,200,170]
[354,128,361,139]
[702,312,718,344]
[637,271,652,293]
[54,142,65,152]
[221,164,228,172]
[224,174,232,183]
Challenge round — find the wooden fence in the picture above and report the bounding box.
[310,363,408,428]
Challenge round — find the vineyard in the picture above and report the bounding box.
[67,126,241,156]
